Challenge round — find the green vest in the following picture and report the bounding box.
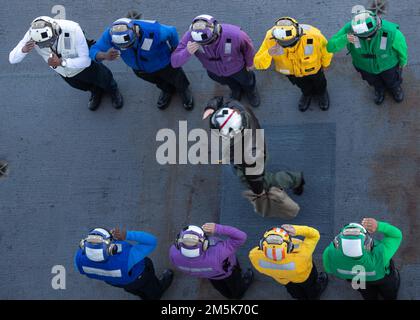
[326,242,388,282]
[346,20,400,74]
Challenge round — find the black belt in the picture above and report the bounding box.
[361,54,376,59]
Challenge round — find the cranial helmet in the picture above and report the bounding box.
[210,107,246,139]
[259,227,294,261]
[110,18,140,50]
[30,16,61,48]
[190,14,221,45]
[351,5,381,38]
[271,17,302,47]
[79,228,118,262]
[175,225,209,258]
[333,223,374,258]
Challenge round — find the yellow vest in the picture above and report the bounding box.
[254,24,333,77]
[249,225,320,285]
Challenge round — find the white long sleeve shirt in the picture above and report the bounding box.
[9,19,91,78]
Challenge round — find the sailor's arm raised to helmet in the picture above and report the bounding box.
[319,33,333,68]
[215,224,247,255]
[376,221,403,264]
[326,23,352,53]
[253,30,274,70]
[294,225,320,256]
[89,28,117,62]
[9,30,32,64]
[171,31,195,68]
[126,231,158,271]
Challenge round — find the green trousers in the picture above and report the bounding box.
[233,165,302,191]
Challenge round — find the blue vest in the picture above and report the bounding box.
[75,241,145,286]
[117,20,172,73]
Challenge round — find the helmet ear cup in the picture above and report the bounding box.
[202,238,209,251]
[286,240,294,253]
[258,237,264,250]
[174,233,181,249]
[79,239,86,250]
[108,243,118,256]
[364,234,374,251]
[333,235,340,249]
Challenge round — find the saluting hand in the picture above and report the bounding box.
[281,224,296,236]
[347,34,356,44]
[202,223,216,235]
[48,53,62,68]
[187,41,201,55]
[22,40,36,53]
[104,47,121,61]
[111,227,127,240]
[268,44,282,56]
[361,218,378,234]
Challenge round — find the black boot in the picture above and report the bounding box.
[390,86,404,103]
[318,90,330,111]
[157,91,172,110]
[316,272,329,299]
[159,269,174,292]
[298,94,311,112]
[110,89,124,109]
[246,86,261,107]
[88,90,103,111]
[374,89,385,105]
[180,87,194,110]
[293,174,305,196]
[230,89,242,101]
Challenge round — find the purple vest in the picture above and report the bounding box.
[195,24,247,77]
[169,237,238,280]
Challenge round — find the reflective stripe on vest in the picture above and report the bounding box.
[258,260,296,270]
[336,268,376,276]
[380,32,388,50]
[178,266,214,273]
[82,266,122,278]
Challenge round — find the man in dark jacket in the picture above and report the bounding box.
[202,96,304,196]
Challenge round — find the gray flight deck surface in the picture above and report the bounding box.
[0,0,419,300]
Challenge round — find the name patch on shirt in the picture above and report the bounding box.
[141,38,154,51]
[224,39,232,54]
